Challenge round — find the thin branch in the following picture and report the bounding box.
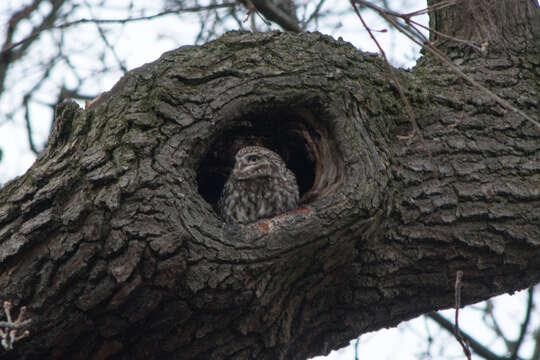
[1,0,42,57]
[402,0,461,18]
[0,0,67,95]
[17,52,60,154]
[195,7,212,44]
[420,315,435,358]
[532,326,540,360]
[304,0,327,28]
[485,299,512,349]
[349,0,420,137]
[0,3,237,58]
[509,287,534,360]
[349,0,438,184]
[427,312,507,360]
[453,270,472,360]
[84,0,128,73]
[356,0,425,42]
[230,6,248,30]
[407,17,483,52]
[56,3,237,28]
[23,95,39,154]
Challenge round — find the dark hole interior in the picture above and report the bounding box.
[197,109,317,210]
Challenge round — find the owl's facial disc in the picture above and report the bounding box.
[233,153,274,180]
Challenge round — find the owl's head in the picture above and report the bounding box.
[232,146,286,181]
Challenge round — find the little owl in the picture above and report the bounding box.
[219,146,299,224]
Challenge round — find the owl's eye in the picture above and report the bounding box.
[247,155,258,162]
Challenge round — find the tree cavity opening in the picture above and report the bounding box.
[197,106,344,211]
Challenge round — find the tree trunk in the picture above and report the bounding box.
[1,0,539,359]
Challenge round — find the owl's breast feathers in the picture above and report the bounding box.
[218,146,299,224]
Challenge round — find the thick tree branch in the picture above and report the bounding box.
[247,0,301,32]
[0,1,538,357]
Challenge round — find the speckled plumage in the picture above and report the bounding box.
[219,146,299,224]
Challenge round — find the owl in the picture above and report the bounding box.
[219,146,299,224]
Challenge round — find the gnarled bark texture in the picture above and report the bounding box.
[0,0,539,359]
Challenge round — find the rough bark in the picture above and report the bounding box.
[0,0,539,359]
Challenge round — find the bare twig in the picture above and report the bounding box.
[484,299,511,348]
[428,271,523,360]
[241,0,271,28]
[0,301,32,351]
[355,0,425,42]
[509,287,534,360]
[402,0,461,18]
[349,0,421,140]
[83,0,128,73]
[532,326,540,360]
[57,3,238,28]
[407,18,483,52]
[453,271,472,360]
[427,312,506,360]
[0,0,67,95]
[23,95,39,155]
[422,315,434,358]
[350,0,439,180]
[304,0,327,28]
[0,3,237,58]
